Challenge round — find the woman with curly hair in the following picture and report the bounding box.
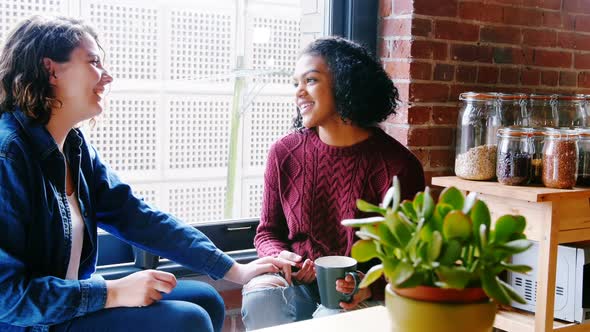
[0,16,291,332]
[241,37,425,329]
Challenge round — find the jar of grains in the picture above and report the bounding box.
[542,129,579,189]
[496,128,533,186]
[577,129,590,186]
[497,93,530,127]
[529,94,558,128]
[530,128,546,184]
[556,94,587,128]
[455,92,500,180]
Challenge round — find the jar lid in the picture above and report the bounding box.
[545,128,579,138]
[530,94,557,100]
[497,93,528,100]
[459,92,498,101]
[578,128,590,138]
[528,127,554,136]
[555,94,586,102]
[497,127,531,137]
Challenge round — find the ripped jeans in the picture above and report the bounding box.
[241,273,371,331]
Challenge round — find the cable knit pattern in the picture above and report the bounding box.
[255,127,425,261]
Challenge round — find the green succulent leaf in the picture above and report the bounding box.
[381,186,395,209]
[492,215,527,244]
[500,262,533,274]
[495,239,532,254]
[391,176,401,212]
[498,278,527,304]
[382,256,400,278]
[355,230,380,241]
[439,186,464,210]
[427,231,443,262]
[399,200,417,222]
[397,272,425,288]
[481,273,511,305]
[470,200,491,249]
[439,239,462,266]
[351,240,380,262]
[389,212,413,247]
[377,223,400,248]
[435,265,472,289]
[432,203,453,233]
[462,191,478,215]
[359,264,384,288]
[391,260,415,287]
[341,216,385,227]
[356,199,387,215]
[442,211,472,242]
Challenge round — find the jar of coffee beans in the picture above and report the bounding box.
[496,128,533,186]
[578,129,590,186]
[542,129,579,189]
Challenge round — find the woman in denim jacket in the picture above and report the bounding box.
[0,16,289,332]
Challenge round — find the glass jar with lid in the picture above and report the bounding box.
[556,94,587,128]
[455,92,500,180]
[529,94,558,128]
[496,128,533,186]
[529,128,547,184]
[542,129,579,189]
[497,93,529,127]
[578,128,590,186]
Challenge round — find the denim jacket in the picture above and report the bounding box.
[0,111,234,331]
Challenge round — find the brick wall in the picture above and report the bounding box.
[379,0,590,186]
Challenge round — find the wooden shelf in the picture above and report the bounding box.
[432,176,590,332]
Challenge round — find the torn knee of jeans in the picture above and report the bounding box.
[243,275,289,292]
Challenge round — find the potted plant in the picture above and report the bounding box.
[342,177,532,332]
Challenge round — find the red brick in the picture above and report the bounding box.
[522,0,561,10]
[477,66,499,84]
[503,7,544,26]
[564,0,590,13]
[381,124,409,145]
[409,83,450,102]
[393,0,413,15]
[564,14,577,30]
[576,34,590,51]
[411,40,448,60]
[533,50,573,68]
[381,18,412,37]
[407,106,432,124]
[414,0,458,17]
[435,20,480,42]
[500,67,520,84]
[385,61,411,79]
[410,61,432,80]
[543,11,563,28]
[432,106,459,125]
[558,32,590,51]
[560,71,578,86]
[575,15,590,33]
[380,0,392,17]
[521,68,541,85]
[378,39,390,58]
[391,40,412,59]
[458,2,504,23]
[522,29,557,47]
[410,147,430,167]
[481,26,522,44]
[408,127,454,147]
[456,65,477,83]
[412,18,432,37]
[430,149,455,168]
[449,84,497,100]
[575,53,590,69]
[579,72,590,88]
[451,44,493,63]
[493,47,532,65]
[541,70,559,86]
[434,64,455,81]
[396,82,410,103]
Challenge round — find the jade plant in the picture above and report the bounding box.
[341,177,532,305]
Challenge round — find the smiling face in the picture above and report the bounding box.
[292,54,339,129]
[45,32,113,125]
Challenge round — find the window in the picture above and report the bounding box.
[0,0,310,225]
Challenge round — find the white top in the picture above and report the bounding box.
[65,192,85,280]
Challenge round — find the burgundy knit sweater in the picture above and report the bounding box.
[255,127,425,261]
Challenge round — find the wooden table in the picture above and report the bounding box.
[252,306,390,331]
[432,176,590,332]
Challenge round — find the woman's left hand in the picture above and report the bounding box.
[223,256,295,285]
[336,272,372,310]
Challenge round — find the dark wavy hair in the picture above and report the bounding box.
[0,16,100,124]
[293,36,399,130]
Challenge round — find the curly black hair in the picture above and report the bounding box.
[293,36,399,130]
[0,16,101,124]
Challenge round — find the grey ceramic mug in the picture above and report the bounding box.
[314,256,361,309]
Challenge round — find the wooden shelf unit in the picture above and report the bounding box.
[432,176,590,332]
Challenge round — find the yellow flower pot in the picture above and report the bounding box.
[385,284,496,332]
